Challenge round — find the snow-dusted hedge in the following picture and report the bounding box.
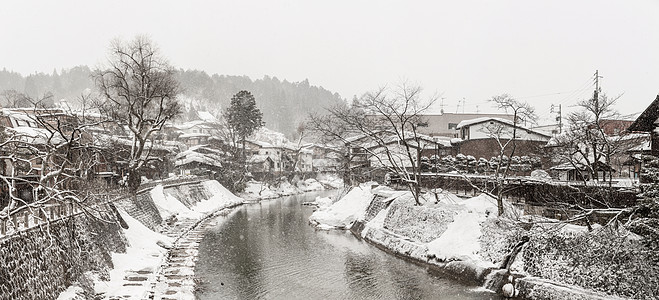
[383,201,458,243]
[523,225,659,299]
[478,218,527,268]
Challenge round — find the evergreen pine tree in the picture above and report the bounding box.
[225,90,264,164]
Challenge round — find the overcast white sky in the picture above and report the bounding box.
[1,0,658,124]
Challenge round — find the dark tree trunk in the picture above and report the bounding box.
[128,170,142,192]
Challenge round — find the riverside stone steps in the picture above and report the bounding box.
[97,218,208,300]
[152,219,215,300]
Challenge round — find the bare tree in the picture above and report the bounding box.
[308,83,437,205]
[487,94,538,215]
[93,36,182,191]
[0,93,107,226]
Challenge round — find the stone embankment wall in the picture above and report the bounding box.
[0,177,214,300]
[0,203,126,300]
[355,193,644,300]
[114,178,211,232]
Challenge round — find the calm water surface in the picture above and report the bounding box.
[195,191,500,300]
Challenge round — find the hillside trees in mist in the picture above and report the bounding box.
[0,67,345,137]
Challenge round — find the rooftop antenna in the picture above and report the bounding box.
[439,97,446,114]
[462,98,466,113]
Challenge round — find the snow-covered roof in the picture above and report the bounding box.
[172,120,213,131]
[457,117,551,138]
[197,111,217,122]
[456,117,514,129]
[175,147,224,168]
[246,140,275,148]
[5,126,64,145]
[179,132,211,139]
[247,154,273,164]
[96,134,178,152]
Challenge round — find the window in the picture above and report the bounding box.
[448,123,458,130]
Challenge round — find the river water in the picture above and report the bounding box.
[195,190,500,300]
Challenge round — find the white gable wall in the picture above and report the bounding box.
[464,121,550,141]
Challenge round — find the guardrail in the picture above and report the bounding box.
[0,175,211,238]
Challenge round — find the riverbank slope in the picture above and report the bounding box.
[310,183,653,300]
[57,179,243,300]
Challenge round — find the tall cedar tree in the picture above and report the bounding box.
[225,90,264,164]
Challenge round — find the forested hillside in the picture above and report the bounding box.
[0,67,346,137]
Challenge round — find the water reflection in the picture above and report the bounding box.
[195,191,500,300]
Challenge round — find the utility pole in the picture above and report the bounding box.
[551,104,562,134]
[594,69,602,109]
[439,97,446,114]
[592,70,603,180]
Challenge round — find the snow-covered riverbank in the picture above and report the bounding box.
[238,174,343,201]
[58,180,243,300]
[309,183,643,300]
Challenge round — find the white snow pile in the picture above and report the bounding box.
[530,169,552,182]
[425,193,499,267]
[296,178,325,192]
[308,182,376,230]
[150,181,244,219]
[240,180,286,201]
[94,210,173,297]
[273,180,302,196]
[427,188,462,205]
[316,173,344,189]
[315,196,334,208]
[56,286,85,300]
[58,180,244,300]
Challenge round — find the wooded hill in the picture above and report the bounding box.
[0,67,347,137]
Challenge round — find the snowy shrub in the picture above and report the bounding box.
[522,224,659,299]
[478,218,527,267]
[383,200,458,243]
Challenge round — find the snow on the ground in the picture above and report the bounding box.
[314,196,334,208]
[56,286,85,300]
[317,173,344,189]
[240,180,281,201]
[297,178,325,192]
[198,180,244,209]
[151,185,200,219]
[59,179,245,300]
[240,177,331,201]
[308,182,375,229]
[426,193,498,267]
[94,210,173,298]
[273,180,301,196]
[426,189,463,205]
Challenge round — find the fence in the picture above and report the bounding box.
[0,175,210,238]
[418,174,639,209]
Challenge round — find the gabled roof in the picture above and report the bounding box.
[628,95,659,132]
[247,154,274,164]
[456,117,514,129]
[456,117,551,138]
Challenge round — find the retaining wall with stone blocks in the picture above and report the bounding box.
[115,193,163,232]
[0,205,126,300]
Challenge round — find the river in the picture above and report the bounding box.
[195,190,500,300]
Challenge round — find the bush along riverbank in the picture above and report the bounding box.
[309,183,655,300]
